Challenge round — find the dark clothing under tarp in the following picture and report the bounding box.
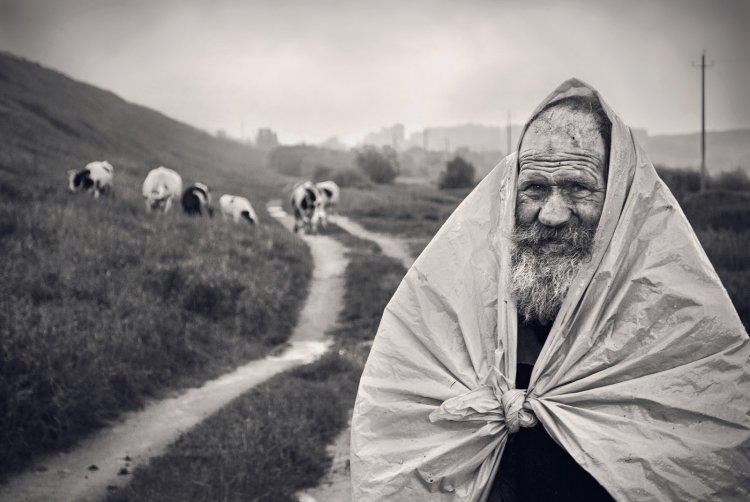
[488,321,612,502]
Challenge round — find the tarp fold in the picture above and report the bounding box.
[351,79,750,501]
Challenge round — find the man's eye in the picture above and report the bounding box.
[569,183,593,195]
[523,184,546,193]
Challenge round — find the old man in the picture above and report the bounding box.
[351,79,750,501]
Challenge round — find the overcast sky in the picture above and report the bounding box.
[1,0,748,144]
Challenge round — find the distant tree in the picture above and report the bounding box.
[439,156,475,189]
[356,146,399,184]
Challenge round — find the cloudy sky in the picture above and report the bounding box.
[1,0,748,144]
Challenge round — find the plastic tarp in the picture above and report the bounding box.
[350,79,750,501]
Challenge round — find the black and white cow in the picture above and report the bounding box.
[181,182,213,217]
[316,180,340,216]
[67,161,114,198]
[219,194,257,224]
[142,166,183,213]
[290,181,325,234]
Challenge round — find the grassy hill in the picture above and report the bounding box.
[0,52,311,477]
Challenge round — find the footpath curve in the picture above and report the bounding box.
[0,201,347,502]
[298,216,414,502]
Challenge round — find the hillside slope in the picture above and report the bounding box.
[0,52,311,477]
[0,51,281,198]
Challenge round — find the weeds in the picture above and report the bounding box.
[338,183,469,237]
[0,134,311,478]
[108,235,407,501]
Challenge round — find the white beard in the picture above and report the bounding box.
[510,248,587,324]
[509,221,596,324]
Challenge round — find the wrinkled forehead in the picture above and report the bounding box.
[520,107,605,157]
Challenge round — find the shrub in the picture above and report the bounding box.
[438,156,475,189]
[655,166,700,200]
[355,146,399,184]
[332,167,370,188]
[710,167,750,191]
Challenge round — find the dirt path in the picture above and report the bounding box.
[297,217,414,502]
[334,215,414,270]
[0,202,347,502]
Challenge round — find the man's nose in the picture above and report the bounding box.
[537,191,572,227]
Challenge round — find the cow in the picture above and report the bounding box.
[181,182,214,217]
[142,166,183,213]
[290,181,325,234]
[219,194,257,224]
[67,161,114,198]
[316,180,340,216]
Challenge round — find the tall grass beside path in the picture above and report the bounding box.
[108,233,406,501]
[0,158,312,478]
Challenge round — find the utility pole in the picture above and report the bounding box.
[506,110,512,155]
[693,50,714,192]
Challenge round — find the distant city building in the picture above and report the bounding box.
[409,124,509,153]
[363,123,405,150]
[256,128,279,150]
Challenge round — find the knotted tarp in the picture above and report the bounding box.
[350,79,750,501]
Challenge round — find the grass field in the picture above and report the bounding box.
[680,190,750,329]
[337,183,470,237]
[337,183,471,257]
[0,53,313,477]
[0,153,312,479]
[107,232,406,501]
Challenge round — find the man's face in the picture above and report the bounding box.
[510,106,608,324]
[516,107,607,231]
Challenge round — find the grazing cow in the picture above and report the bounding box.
[219,194,257,224]
[181,182,214,217]
[290,181,325,233]
[316,180,340,215]
[142,166,183,213]
[67,161,114,198]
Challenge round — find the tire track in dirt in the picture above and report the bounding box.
[297,217,414,502]
[0,201,347,502]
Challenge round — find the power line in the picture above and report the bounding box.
[692,49,714,192]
